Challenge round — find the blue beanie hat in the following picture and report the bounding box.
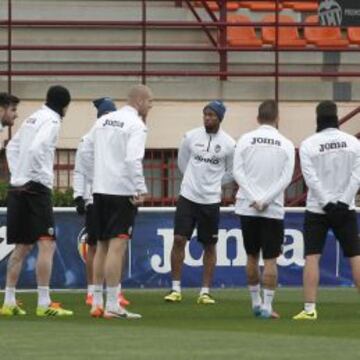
[93,97,117,118]
[203,100,226,121]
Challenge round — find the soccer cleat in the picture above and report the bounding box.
[85,294,93,306]
[0,304,27,316]
[118,292,130,307]
[90,306,104,318]
[164,290,182,303]
[259,309,280,319]
[252,305,262,317]
[36,302,73,317]
[197,293,216,305]
[103,308,142,320]
[293,309,317,320]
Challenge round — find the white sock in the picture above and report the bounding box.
[200,287,210,295]
[106,286,119,311]
[117,283,122,295]
[304,302,316,313]
[37,286,51,308]
[263,289,275,313]
[172,280,181,293]
[87,284,95,296]
[4,287,16,306]
[93,285,103,307]
[248,284,262,308]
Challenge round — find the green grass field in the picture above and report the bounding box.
[0,288,359,360]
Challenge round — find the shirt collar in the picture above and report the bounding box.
[123,105,138,115]
[42,105,62,121]
[259,124,278,132]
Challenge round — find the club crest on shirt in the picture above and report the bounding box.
[48,227,54,236]
[214,144,221,153]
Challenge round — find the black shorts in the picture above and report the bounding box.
[174,196,220,245]
[85,204,97,246]
[7,181,55,245]
[304,210,360,257]
[93,193,137,242]
[240,215,284,259]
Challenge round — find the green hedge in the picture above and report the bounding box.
[0,182,75,207]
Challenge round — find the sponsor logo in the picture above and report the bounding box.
[77,227,88,263]
[319,141,347,152]
[194,154,220,165]
[250,137,281,146]
[0,226,15,262]
[319,0,342,26]
[26,117,37,124]
[195,143,205,148]
[103,119,124,128]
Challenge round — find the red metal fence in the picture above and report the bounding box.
[1,0,359,205]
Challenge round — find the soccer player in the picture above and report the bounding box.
[233,100,295,319]
[164,100,235,304]
[293,101,360,320]
[80,85,153,319]
[1,85,73,317]
[74,97,130,307]
[0,92,20,133]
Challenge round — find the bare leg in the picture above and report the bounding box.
[349,255,360,292]
[202,243,216,288]
[36,239,56,286]
[262,258,278,290]
[170,235,187,281]
[303,254,321,303]
[104,238,128,288]
[86,244,97,286]
[6,244,33,287]
[93,240,109,286]
[246,254,260,286]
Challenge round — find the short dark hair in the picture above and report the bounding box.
[316,100,337,118]
[258,100,278,123]
[0,92,20,108]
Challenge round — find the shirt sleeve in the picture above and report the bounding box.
[300,142,332,207]
[76,129,95,182]
[28,120,60,173]
[260,142,295,205]
[339,143,360,205]
[222,142,235,185]
[177,133,191,175]
[125,124,148,194]
[73,139,88,199]
[5,128,21,175]
[233,138,257,202]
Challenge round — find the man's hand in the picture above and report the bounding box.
[74,196,86,215]
[130,193,147,206]
[250,201,268,212]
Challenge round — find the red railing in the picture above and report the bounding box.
[1,0,359,205]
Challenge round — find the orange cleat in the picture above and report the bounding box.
[90,306,104,318]
[118,292,130,307]
[85,294,93,306]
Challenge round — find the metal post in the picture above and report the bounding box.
[141,0,147,85]
[219,0,227,80]
[274,0,279,104]
[7,0,12,140]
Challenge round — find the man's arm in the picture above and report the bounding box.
[5,129,21,175]
[126,125,148,196]
[259,143,296,206]
[233,138,257,202]
[222,143,235,185]
[177,134,191,175]
[299,142,332,207]
[339,144,360,205]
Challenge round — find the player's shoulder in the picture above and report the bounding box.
[219,129,236,146]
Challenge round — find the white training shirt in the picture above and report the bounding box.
[234,125,295,219]
[6,105,61,189]
[79,105,148,196]
[73,134,93,205]
[178,127,236,204]
[300,128,360,214]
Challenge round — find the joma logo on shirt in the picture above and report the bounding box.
[26,117,37,124]
[251,137,281,146]
[319,141,347,152]
[103,119,124,128]
[194,155,220,165]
